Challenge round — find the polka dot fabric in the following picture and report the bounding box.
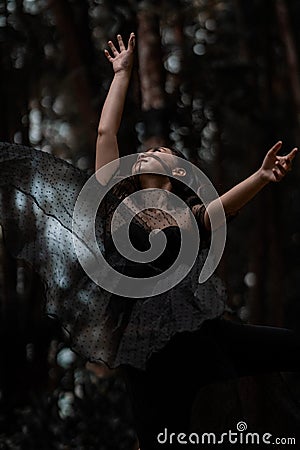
[0,142,229,371]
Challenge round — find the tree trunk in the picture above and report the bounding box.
[48,0,97,151]
[137,3,169,149]
[275,0,300,142]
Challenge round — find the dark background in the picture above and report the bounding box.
[1,0,300,448]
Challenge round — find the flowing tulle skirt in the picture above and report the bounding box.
[0,142,227,370]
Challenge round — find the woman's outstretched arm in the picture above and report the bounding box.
[203,141,298,230]
[95,33,135,184]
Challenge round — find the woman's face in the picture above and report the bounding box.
[131,147,180,177]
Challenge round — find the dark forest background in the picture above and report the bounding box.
[1,0,300,449]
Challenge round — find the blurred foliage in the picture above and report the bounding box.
[1,0,300,448]
[0,355,136,449]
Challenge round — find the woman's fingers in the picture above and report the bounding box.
[272,168,280,181]
[275,160,287,175]
[268,140,282,156]
[104,49,113,61]
[272,161,287,180]
[108,40,118,56]
[287,147,298,162]
[128,32,135,50]
[282,156,293,171]
[263,142,297,181]
[280,147,298,172]
[117,34,125,51]
[105,33,135,60]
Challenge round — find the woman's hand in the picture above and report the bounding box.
[207,141,297,226]
[104,33,135,74]
[259,141,298,183]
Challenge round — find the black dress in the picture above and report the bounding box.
[2,143,300,450]
[0,142,228,371]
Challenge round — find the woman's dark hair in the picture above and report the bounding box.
[149,147,200,207]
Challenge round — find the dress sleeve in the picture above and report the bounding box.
[190,202,211,248]
[187,195,239,249]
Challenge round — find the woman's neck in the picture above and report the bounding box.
[139,174,172,191]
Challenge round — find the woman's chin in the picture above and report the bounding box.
[131,165,147,176]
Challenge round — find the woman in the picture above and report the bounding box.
[98,33,300,449]
[0,33,299,449]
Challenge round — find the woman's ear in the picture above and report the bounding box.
[172,167,186,177]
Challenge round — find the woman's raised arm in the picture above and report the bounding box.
[203,141,298,231]
[95,33,135,184]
